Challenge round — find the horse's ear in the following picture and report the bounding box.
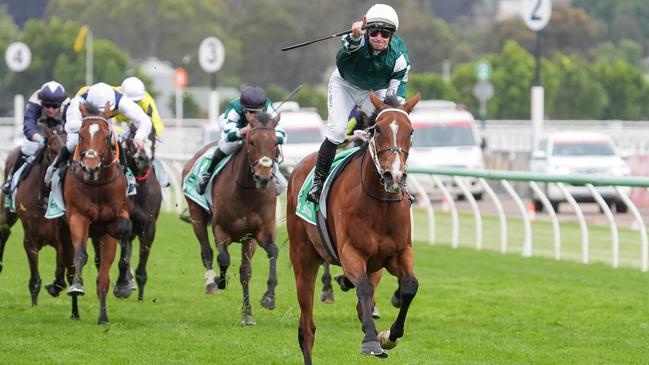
[369,91,387,111]
[403,92,421,114]
[79,102,88,117]
[270,112,280,128]
[101,102,111,118]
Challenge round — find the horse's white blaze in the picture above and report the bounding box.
[389,120,402,174]
[89,124,99,142]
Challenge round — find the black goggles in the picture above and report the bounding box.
[244,108,263,114]
[42,102,61,109]
[368,28,393,38]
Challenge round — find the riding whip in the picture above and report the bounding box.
[281,24,379,52]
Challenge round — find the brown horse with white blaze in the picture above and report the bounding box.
[287,92,420,364]
[64,102,131,324]
[182,112,281,326]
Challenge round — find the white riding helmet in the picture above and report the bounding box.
[366,4,399,31]
[86,82,116,112]
[120,76,145,102]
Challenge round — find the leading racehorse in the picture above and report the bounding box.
[182,112,281,326]
[64,102,131,324]
[287,92,420,364]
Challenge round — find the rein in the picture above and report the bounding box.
[360,149,404,202]
[135,167,152,183]
[232,126,278,189]
[71,116,122,185]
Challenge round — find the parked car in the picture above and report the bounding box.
[407,100,486,201]
[529,131,631,213]
[275,102,325,178]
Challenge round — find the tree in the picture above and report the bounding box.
[592,58,649,120]
[548,55,608,119]
[408,73,459,100]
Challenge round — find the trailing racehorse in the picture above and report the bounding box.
[64,102,131,324]
[111,126,162,300]
[182,112,281,326]
[3,122,75,308]
[287,92,420,364]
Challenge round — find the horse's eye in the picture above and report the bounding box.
[249,140,255,146]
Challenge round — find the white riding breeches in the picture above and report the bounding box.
[21,137,43,156]
[326,69,388,144]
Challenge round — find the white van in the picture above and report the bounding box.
[407,100,485,200]
[275,102,325,178]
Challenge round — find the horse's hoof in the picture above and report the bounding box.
[113,284,132,299]
[129,279,137,291]
[98,318,109,325]
[360,340,387,358]
[320,289,334,304]
[67,283,85,296]
[70,314,80,320]
[216,276,227,290]
[260,295,275,310]
[391,295,402,308]
[204,282,219,295]
[372,306,381,319]
[240,314,256,326]
[335,275,353,292]
[45,282,65,297]
[378,330,399,350]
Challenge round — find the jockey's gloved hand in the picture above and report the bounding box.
[133,138,145,150]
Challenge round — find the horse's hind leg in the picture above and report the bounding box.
[113,239,133,298]
[320,263,334,304]
[288,228,321,365]
[23,237,42,306]
[213,226,231,291]
[239,239,256,326]
[0,208,17,273]
[258,234,278,310]
[45,237,69,297]
[135,220,156,301]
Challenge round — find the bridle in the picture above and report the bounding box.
[232,126,279,189]
[72,115,121,185]
[362,107,412,202]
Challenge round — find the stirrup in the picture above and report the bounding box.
[1,180,11,195]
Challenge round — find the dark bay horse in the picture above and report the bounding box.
[64,102,131,324]
[0,151,19,274]
[111,127,162,300]
[182,112,280,326]
[287,92,420,363]
[14,122,75,307]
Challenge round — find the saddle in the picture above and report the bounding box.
[182,146,232,212]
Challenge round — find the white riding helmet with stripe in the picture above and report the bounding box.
[86,82,116,112]
[120,76,145,102]
[366,4,399,31]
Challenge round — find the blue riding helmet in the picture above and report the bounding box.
[38,81,67,104]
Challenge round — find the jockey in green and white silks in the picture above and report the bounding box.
[306,3,411,203]
[196,85,287,195]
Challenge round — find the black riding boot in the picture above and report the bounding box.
[45,148,71,186]
[196,148,227,195]
[306,139,337,203]
[1,154,27,195]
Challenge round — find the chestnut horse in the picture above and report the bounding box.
[182,112,280,326]
[64,103,131,324]
[112,127,162,300]
[1,122,75,309]
[287,92,420,364]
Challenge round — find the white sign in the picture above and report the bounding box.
[521,0,552,32]
[5,42,31,72]
[199,37,225,73]
[473,80,494,102]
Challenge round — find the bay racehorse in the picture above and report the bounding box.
[14,122,75,308]
[182,112,280,326]
[0,150,19,275]
[64,102,132,324]
[287,92,420,364]
[111,126,162,300]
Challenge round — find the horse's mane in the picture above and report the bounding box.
[368,95,401,127]
[253,112,272,127]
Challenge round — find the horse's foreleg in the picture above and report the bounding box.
[258,233,278,310]
[67,213,89,296]
[113,239,133,299]
[189,204,216,293]
[135,219,156,301]
[380,248,418,349]
[23,237,41,306]
[239,239,256,326]
[320,263,334,304]
[97,236,117,325]
[342,255,385,357]
[58,224,78,319]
